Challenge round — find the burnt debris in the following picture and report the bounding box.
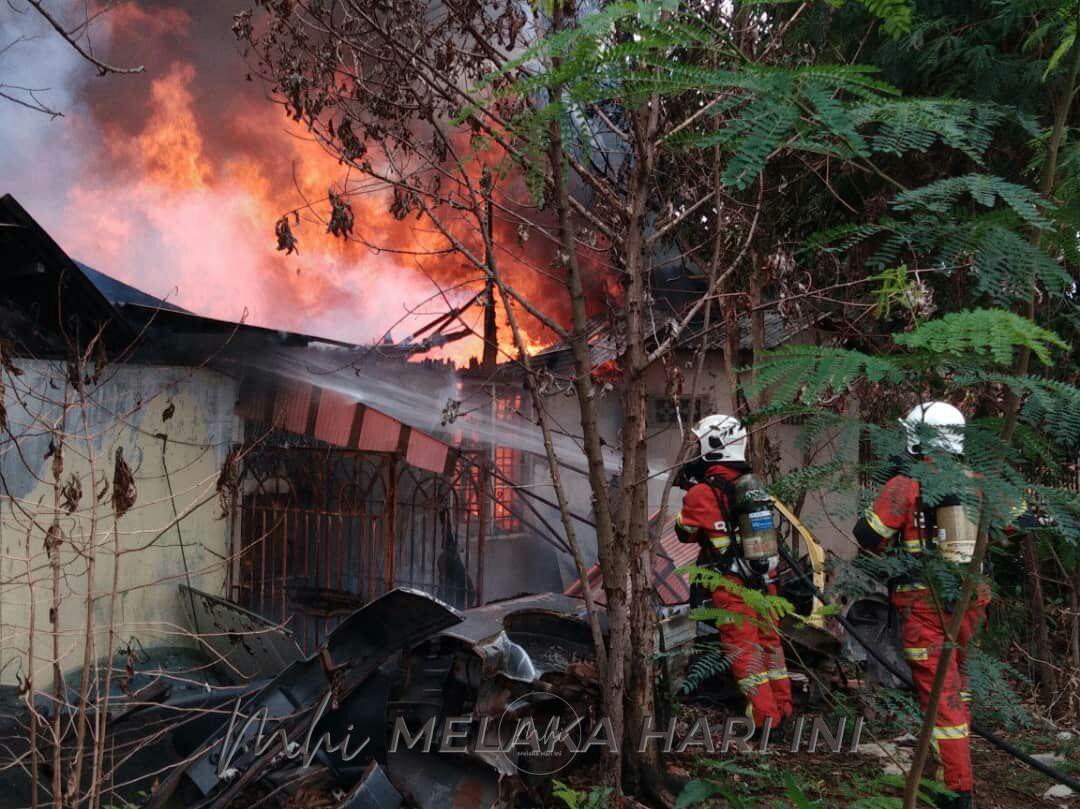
[131,588,603,808]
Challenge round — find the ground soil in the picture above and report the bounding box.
[557,701,1080,808]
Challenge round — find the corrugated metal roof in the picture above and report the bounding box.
[406,430,450,474]
[76,262,191,314]
[237,377,455,475]
[313,388,356,446]
[357,408,403,453]
[274,382,314,435]
[564,518,693,607]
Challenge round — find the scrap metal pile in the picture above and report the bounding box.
[131,589,601,808]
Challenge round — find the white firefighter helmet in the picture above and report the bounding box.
[692,414,747,464]
[900,401,965,456]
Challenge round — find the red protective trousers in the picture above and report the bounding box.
[712,575,793,727]
[893,586,989,792]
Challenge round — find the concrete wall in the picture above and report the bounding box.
[0,360,239,687]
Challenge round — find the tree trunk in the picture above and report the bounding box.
[619,89,662,793]
[69,366,102,806]
[1072,563,1080,669]
[723,294,742,416]
[544,8,626,780]
[1022,533,1057,695]
[1000,31,1079,715]
[748,259,768,477]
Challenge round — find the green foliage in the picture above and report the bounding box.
[890,174,1053,228]
[721,95,802,189]
[893,309,1067,366]
[682,565,799,623]
[676,759,784,808]
[663,62,904,188]
[1015,376,1080,449]
[871,264,916,320]
[811,190,1073,306]
[963,646,1034,730]
[744,345,905,403]
[748,305,1077,541]
[492,0,998,199]
[676,757,951,808]
[783,772,824,808]
[487,0,1076,775]
[850,98,1008,162]
[676,776,758,809]
[770,457,860,510]
[680,644,734,694]
[675,778,728,809]
[836,773,953,808]
[552,780,614,809]
[1034,6,1077,80]
[853,0,914,39]
[678,567,797,694]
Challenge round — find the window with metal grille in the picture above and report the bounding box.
[450,389,526,534]
[491,393,525,533]
[651,395,708,425]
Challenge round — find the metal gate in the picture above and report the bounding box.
[227,444,488,653]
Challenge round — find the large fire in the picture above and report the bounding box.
[36,1,584,365]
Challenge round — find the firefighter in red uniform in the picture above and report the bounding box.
[675,414,793,730]
[855,402,983,809]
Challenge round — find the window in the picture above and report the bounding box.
[452,389,526,534]
[651,395,708,425]
[491,392,524,533]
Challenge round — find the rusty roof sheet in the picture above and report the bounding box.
[237,377,455,475]
[564,518,692,607]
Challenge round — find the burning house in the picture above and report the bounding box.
[0,193,613,805]
[456,292,856,603]
[0,193,545,690]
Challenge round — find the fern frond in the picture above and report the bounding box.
[722,96,801,189]
[746,345,905,406]
[891,174,1053,229]
[856,0,913,39]
[851,98,1005,162]
[679,646,734,694]
[960,374,1080,448]
[894,309,1067,366]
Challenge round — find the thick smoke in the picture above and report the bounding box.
[1,1,586,358]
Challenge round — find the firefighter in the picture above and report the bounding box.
[854,401,982,809]
[675,414,792,730]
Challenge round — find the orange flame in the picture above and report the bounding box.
[52,5,593,365]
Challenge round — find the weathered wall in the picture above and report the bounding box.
[0,360,239,687]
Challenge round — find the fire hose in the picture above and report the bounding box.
[776,541,1080,794]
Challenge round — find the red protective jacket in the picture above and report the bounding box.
[677,464,792,726]
[676,464,741,564]
[857,473,986,793]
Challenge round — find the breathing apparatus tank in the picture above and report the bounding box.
[934,497,978,564]
[732,474,778,561]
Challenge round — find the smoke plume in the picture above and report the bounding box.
[1,1,586,361]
